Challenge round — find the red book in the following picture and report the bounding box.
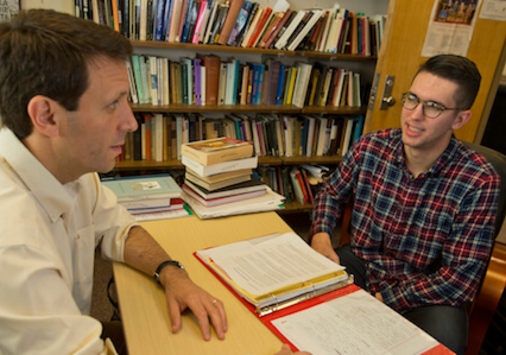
[263,9,293,49]
[246,7,272,47]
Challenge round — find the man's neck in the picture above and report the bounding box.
[404,144,448,178]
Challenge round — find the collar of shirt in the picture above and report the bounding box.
[392,130,460,179]
[0,128,73,222]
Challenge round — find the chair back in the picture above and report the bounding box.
[463,142,506,235]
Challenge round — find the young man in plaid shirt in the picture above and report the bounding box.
[310,55,500,355]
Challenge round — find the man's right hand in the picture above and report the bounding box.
[310,232,340,264]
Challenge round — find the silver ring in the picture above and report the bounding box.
[212,299,218,305]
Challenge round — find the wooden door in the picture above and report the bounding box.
[364,0,506,143]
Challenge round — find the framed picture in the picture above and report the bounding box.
[0,0,20,23]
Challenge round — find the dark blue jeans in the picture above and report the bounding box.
[335,244,468,355]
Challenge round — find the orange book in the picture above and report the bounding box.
[246,7,272,48]
[112,0,120,32]
[217,0,245,45]
[196,54,221,105]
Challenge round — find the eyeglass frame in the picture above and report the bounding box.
[400,92,468,119]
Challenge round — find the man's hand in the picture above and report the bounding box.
[123,226,227,341]
[310,232,340,264]
[158,266,227,341]
[274,344,312,355]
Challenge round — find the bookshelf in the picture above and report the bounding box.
[104,2,385,211]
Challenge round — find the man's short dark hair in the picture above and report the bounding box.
[416,54,481,110]
[0,9,133,139]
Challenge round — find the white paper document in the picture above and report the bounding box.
[200,232,346,296]
[271,289,439,355]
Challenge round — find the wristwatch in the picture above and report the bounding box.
[154,260,185,285]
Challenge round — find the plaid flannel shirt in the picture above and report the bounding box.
[311,128,500,313]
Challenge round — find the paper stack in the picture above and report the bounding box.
[101,174,190,221]
[181,137,284,218]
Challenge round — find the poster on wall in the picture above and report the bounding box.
[0,0,20,23]
[421,0,482,57]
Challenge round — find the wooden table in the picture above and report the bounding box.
[113,212,293,355]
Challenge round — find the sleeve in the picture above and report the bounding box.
[310,139,361,239]
[380,173,500,313]
[0,244,112,355]
[89,174,140,262]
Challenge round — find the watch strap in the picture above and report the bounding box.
[154,260,185,285]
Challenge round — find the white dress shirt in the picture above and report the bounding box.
[0,128,139,354]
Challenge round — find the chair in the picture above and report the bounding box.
[463,142,506,355]
[338,142,506,355]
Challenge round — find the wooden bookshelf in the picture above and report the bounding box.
[130,40,378,62]
[123,32,376,210]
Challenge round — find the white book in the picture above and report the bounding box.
[305,116,316,157]
[317,10,333,52]
[153,113,164,162]
[292,62,313,108]
[139,0,148,40]
[203,1,219,44]
[332,69,347,107]
[162,58,170,105]
[286,10,324,51]
[274,10,307,50]
[200,66,206,105]
[182,155,259,177]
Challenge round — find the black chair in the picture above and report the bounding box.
[462,142,506,355]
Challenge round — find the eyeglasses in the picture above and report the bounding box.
[401,92,467,119]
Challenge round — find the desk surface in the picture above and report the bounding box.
[113,212,294,355]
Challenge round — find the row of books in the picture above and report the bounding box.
[120,113,364,162]
[179,137,284,218]
[76,1,385,56]
[257,164,330,206]
[128,54,364,108]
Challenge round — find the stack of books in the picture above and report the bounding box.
[180,137,285,218]
[101,174,190,221]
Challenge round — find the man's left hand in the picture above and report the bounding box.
[159,266,228,341]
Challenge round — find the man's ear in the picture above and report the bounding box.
[452,110,472,131]
[26,96,62,137]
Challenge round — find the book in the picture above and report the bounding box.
[195,232,350,313]
[182,183,266,207]
[184,176,265,199]
[181,137,253,165]
[196,54,221,105]
[286,9,323,52]
[227,0,252,46]
[181,155,258,177]
[101,174,182,202]
[216,0,244,45]
[184,186,284,219]
[185,168,252,191]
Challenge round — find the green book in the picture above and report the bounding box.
[101,174,182,202]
